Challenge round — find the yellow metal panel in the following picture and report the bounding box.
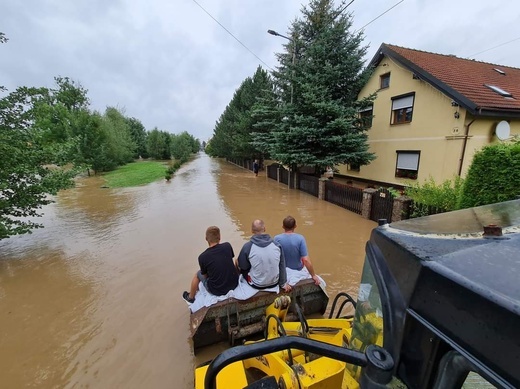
[194,361,247,389]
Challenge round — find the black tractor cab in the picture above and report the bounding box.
[360,198,520,388]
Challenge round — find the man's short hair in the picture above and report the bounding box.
[282,216,296,230]
[251,219,265,234]
[206,226,221,243]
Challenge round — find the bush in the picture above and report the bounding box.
[405,176,464,218]
[458,141,520,208]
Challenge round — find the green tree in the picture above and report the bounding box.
[146,127,168,159]
[126,117,148,158]
[208,66,275,159]
[0,86,76,239]
[100,107,136,167]
[254,0,375,173]
[171,131,199,162]
[458,141,520,208]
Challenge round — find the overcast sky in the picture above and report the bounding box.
[1,0,519,141]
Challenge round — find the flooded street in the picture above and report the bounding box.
[0,153,375,388]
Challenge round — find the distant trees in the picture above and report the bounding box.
[206,66,275,160]
[171,131,200,162]
[1,32,199,238]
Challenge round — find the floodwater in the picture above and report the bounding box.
[0,153,376,388]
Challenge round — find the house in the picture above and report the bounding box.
[338,43,520,187]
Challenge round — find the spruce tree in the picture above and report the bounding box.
[208,66,274,160]
[256,0,375,173]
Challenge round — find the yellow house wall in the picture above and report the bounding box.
[342,56,520,187]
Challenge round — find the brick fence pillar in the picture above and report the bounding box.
[361,188,377,220]
[392,196,412,222]
[318,178,327,200]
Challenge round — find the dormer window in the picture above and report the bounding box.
[485,84,513,98]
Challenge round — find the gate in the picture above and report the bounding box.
[370,188,394,223]
[324,181,363,214]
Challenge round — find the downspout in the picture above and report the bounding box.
[458,118,475,177]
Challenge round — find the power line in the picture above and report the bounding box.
[466,37,520,59]
[357,0,405,31]
[190,0,273,70]
[333,0,356,20]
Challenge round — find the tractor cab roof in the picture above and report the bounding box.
[370,199,520,387]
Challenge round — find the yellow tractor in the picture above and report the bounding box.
[196,199,520,389]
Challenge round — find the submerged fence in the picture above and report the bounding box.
[279,167,289,185]
[324,180,363,214]
[232,159,425,222]
[299,174,319,197]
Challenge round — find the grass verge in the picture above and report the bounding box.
[102,161,169,188]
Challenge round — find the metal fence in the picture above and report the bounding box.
[299,174,319,197]
[267,164,277,180]
[324,180,363,214]
[279,166,289,185]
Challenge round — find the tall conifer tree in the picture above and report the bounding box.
[254,0,375,172]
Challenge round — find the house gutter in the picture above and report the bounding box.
[458,119,475,176]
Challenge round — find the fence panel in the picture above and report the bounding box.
[370,188,394,222]
[267,165,278,181]
[299,174,319,197]
[324,181,363,214]
[279,167,289,185]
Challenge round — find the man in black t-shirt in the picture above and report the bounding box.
[182,226,239,303]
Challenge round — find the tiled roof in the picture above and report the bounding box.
[381,44,520,114]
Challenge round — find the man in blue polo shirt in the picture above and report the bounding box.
[274,215,320,285]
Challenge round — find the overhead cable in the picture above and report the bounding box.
[190,0,273,70]
[466,37,520,59]
[357,0,405,31]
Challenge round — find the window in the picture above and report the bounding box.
[348,256,384,376]
[359,106,373,128]
[391,93,415,124]
[485,84,513,97]
[348,163,360,172]
[380,73,390,89]
[396,151,419,179]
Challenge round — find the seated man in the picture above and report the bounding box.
[182,226,238,303]
[274,216,320,285]
[237,219,291,292]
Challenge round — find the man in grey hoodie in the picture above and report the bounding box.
[237,219,291,292]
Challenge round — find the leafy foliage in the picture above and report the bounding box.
[458,141,520,208]
[405,176,464,218]
[0,86,77,238]
[171,131,199,162]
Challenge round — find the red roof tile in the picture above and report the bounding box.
[383,44,520,113]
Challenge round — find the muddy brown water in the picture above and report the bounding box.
[0,153,376,388]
